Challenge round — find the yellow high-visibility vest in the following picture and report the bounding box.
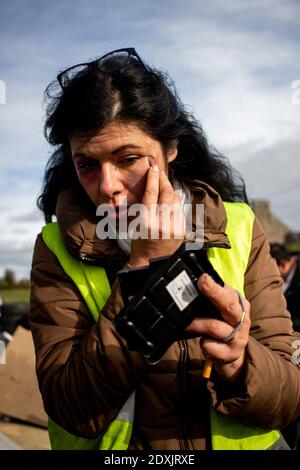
[42,202,281,450]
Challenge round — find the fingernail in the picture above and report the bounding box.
[201,274,214,288]
[153,164,159,172]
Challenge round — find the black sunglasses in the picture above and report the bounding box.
[57,47,151,90]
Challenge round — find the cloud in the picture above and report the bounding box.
[0,185,44,279]
[150,6,300,151]
[0,0,299,278]
[203,0,300,21]
[0,243,35,280]
[233,132,300,230]
[9,209,43,223]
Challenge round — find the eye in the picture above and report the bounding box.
[120,156,141,166]
[76,159,98,173]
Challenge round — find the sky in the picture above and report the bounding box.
[0,0,299,279]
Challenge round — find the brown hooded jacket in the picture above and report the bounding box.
[30,182,300,450]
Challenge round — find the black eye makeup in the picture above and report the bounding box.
[120,155,141,165]
[73,153,149,175]
[75,157,99,174]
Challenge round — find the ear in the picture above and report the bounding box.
[166,143,178,163]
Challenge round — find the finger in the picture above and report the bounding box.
[142,164,160,207]
[200,337,245,363]
[186,316,240,340]
[158,170,175,205]
[197,274,249,326]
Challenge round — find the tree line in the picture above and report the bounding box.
[0,269,30,289]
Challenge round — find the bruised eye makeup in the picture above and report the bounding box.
[76,158,99,173]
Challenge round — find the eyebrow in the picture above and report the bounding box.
[72,144,143,159]
[111,144,143,155]
[73,152,92,159]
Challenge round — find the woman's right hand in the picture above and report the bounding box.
[129,164,186,267]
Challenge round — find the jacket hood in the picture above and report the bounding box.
[55,180,230,263]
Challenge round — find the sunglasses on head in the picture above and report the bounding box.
[57,47,151,90]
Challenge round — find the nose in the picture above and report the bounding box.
[99,162,123,198]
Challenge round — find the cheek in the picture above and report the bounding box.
[76,166,99,185]
[125,169,148,203]
[76,169,100,200]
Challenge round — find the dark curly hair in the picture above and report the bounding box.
[39,51,247,222]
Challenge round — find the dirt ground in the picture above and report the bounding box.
[0,326,51,450]
[0,421,50,450]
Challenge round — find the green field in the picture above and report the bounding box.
[0,288,30,303]
[287,243,300,254]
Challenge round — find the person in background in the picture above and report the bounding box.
[270,243,300,332]
[270,242,300,450]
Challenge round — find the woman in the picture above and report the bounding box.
[30,48,300,450]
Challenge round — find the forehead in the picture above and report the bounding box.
[69,121,158,156]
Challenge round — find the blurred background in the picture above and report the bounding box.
[0,0,299,449]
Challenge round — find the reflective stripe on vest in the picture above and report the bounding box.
[42,202,280,450]
[209,203,280,450]
[42,222,134,450]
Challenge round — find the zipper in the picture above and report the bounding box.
[80,255,101,265]
[177,339,191,450]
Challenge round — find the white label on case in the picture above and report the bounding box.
[166,270,198,312]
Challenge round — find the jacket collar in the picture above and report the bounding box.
[55,180,230,266]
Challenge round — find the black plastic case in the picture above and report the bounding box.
[113,243,224,364]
